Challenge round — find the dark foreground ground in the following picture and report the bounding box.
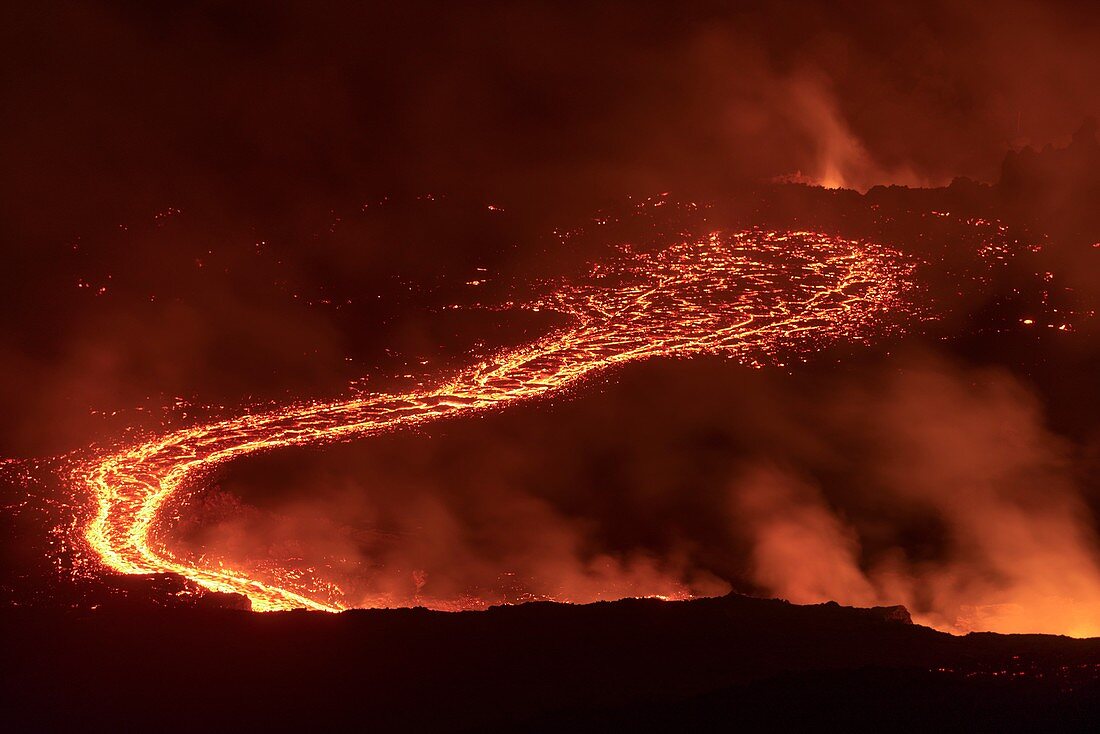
[4,592,1100,731]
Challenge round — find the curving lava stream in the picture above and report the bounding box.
[79,229,916,611]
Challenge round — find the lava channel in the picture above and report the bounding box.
[79,229,916,611]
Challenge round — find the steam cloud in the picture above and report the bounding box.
[732,358,1100,635]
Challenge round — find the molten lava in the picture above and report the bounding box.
[79,229,915,611]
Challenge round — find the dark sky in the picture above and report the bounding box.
[3,0,1098,240]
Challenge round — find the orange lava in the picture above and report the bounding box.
[79,229,915,611]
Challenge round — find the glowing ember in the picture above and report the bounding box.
[78,229,915,611]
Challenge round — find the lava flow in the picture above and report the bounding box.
[79,229,915,612]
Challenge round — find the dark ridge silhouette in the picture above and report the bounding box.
[4,593,1099,731]
[999,118,1100,246]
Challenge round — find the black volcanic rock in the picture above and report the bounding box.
[102,572,252,611]
[1001,118,1100,197]
[193,590,252,611]
[4,593,1099,731]
[875,603,912,623]
[999,119,1100,245]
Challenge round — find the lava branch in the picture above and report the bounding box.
[79,230,916,612]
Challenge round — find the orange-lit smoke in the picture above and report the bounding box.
[734,467,880,608]
[778,74,935,191]
[173,484,728,610]
[732,362,1100,637]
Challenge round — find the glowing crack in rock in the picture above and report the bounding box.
[79,229,916,611]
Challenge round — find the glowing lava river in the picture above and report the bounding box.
[78,229,916,611]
